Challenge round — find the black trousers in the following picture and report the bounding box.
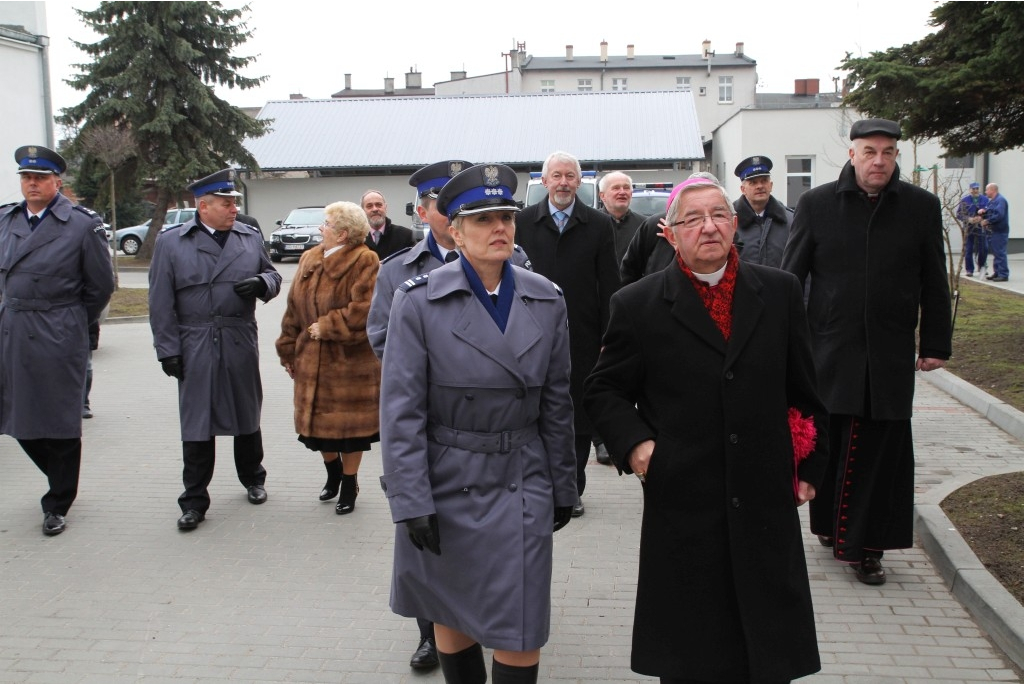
[416,617,434,640]
[18,437,81,515]
[575,432,591,497]
[179,429,266,513]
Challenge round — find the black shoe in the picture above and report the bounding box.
[817,535,834,547]
[594,443,612,465]
[177,509,205,531]
[409,637,439,671]
[320,457,342,501]
[571,499,584,517]
[247,484,267,505]
[82,405,93,419]
[42,512,66,536]
[336,474,359,515]
[990,276,1009,282]
[855,556,886,585]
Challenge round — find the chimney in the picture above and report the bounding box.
[701,39,711,59]
[451,70,466,81]
[384,77,395,94]
[344,73,351,90]
[289,93,305,100]
[806,78,819,95]
[626,44,635,60]
[566,44,574,61]
[510,50,520,69]
[406,68,422,89]
[794,79,807,96]
[735,42,744,57]
[600,40,608,63]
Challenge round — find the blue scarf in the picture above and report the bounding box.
[461,258,514,333]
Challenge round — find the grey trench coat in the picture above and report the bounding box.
[149,220,281,441]
[379,261,577,651]
[0,195,114,439]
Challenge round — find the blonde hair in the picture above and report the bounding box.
[325,201,371,245]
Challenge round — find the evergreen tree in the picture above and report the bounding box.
[58,1,269,259]
[841,2,1024,156]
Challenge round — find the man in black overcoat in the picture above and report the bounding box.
[584,176,827,682]
[362,189,415,259]
[781,118,952,584]
[514,151,620,516]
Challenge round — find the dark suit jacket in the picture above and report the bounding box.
[583,261,827,681]
[782,162,952,419]
[515,199,620,434]
[619,213,675,286]
[365,218,415,259]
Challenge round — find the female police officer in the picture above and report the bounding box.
[379,164,577,683]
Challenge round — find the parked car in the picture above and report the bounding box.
[114,207,196,255]
[267,206,326,262]
[630,182,675,217]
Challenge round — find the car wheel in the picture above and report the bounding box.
[270,254,282,263]
[121,236,141,255]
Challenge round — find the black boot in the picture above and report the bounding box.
[492,658,539,684]
[319,457,342,501]
[336,473,359,515]
[437,643,486,684]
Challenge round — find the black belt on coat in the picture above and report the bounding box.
[1,297,78,311]
[178,315,255,327]
[427,423,538,454]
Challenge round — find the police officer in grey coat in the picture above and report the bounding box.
[0,145,114,536]
[149,169,282,531]
[369,158,535,673]
[380,164,577,684]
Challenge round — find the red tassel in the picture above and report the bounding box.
[789,407,817,500]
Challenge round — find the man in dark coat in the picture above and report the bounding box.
[514,151,621,517]
[732,155,793,267]
[599,171,646,266]
[584,176,827,683]
[362,189,415,259]
[149,169,282,531]
[782,118,952,585]
[0,145,114,536]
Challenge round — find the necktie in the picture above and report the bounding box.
[28,215,40,230]
[445,251,459,263]
[553,211,567,232]
[489,293,499,306]
[372,230,382,244]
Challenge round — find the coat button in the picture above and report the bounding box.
[515,389,525,399]
[508,483,518,492]
[724,370,734,380]
[729,434,738,444]
[465,394,474,400]
[731,497,741,508]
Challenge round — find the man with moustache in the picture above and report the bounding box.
[514,151,620,517]
[362,189,415,259]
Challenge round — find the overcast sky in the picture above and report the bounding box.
[41,0,941,116]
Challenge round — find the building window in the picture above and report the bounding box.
[577,78,593,92]
[944,154,974,169]
[612,78,627,91]
[540,79,555,93]
[786,157,813,206]
[676,76,691,90]
[718,76,733,103]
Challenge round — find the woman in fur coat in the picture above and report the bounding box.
[276,201,381,514]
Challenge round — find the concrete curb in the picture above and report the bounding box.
[917,368,1024,672]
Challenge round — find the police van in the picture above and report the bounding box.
[629,182,675,217]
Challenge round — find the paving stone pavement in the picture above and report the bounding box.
[1,260,1023,683]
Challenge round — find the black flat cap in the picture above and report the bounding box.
[15,145,66,175]
[850,118,902,141]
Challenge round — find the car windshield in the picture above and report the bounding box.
[285,208,325,225]
[630,195,670,217]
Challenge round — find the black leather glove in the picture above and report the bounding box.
[233,276,268,298]
[553,506,573,532]
[160,356,184,380]
[404,514,441,555]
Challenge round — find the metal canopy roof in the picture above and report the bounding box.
[244,90,704,172]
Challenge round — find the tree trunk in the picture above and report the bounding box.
[138,188,172,261]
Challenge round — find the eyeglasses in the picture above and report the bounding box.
[667,212,734,230]
[319,221,333,231]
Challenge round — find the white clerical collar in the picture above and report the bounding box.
[692,262,728,287]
